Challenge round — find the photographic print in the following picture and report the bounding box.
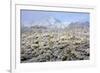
[10,0,96,72]
[20,10,90,63]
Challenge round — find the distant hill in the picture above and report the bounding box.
[21,15,89,33]
[67,21,89,29]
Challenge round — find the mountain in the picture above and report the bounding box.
[21,15,89,33]
[30,16,68,29]
[67,21,89,29]
[21,25,31,33]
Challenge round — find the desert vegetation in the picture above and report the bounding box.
[21,21,90,63]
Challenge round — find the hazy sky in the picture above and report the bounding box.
[21,10,90,26]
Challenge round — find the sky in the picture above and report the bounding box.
[20,10,90,27]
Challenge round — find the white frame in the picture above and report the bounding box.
[11,1,96,73]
